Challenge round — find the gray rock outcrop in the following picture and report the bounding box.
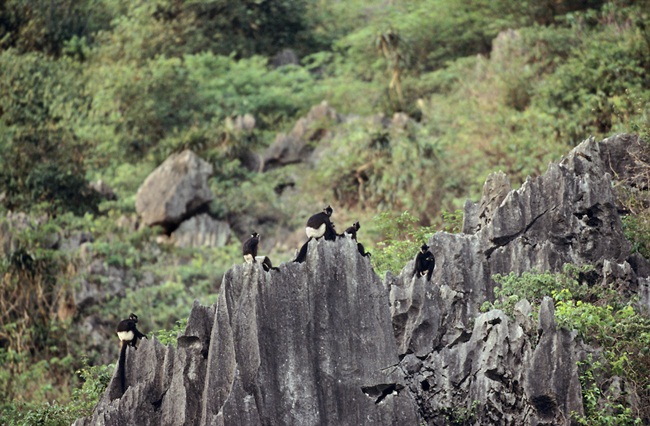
[392,134,640,357]
[76,134,650,426]
[135,150,214,230]
[75,238,419,426]
[171,214,232,248]
[390,134,649,424]
[262,101,341,170]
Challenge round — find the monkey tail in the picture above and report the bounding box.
[294,238,311,263]
[119,341,127,394]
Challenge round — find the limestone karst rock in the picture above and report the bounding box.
[390,134,650,424]
[391,134,644,357]
[262,101,341,171]
[76,134,650,426]
[170,213,232,248]
[74,238,419,426]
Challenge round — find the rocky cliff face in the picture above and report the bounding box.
[391,133,650,424]
[75,134,650,425]
[74,237,419,426]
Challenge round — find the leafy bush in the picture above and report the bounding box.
[441,209,464,234]
[0,217,78,355]
[555,296,650,423]
[574,355,643,426]
[155,318,189,347]
[533,5,650,144]
[371,211,435,276]
[622,214,650,259]
[309,118,445,220]
[0,214,90,405]
[83,49,322,172]
[1,359,113,426]
[87,243,232,335]
[481,264,595,319]
[0,50,99,215]
[0,0,111,57]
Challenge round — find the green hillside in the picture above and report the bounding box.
[1,0,649,424]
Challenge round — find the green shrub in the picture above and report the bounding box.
[622,214,650,259]
[0,0,112,57]
[481,264,595,318]
[88,244,232,335]
[1,359,113,426]
[309,119,445,219]
[371,211,435,277]
[533,5,649,143]
[441,209,464,234]
[574,355,643,426]
[0,50,98,215]
[155,318,189,347]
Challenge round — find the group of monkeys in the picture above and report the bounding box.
[242,205,436,281]
[242,205,371,270]
[115,205,435,393]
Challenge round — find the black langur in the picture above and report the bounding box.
[293,240,310,263]
[342,221,371,258]
[295,206,337,263]
[261,256,279,272]
[306,206,337,241]
[413,244,435,281]
[344,221,360,240]
[116,313,147,394]
[243,232,260,263]
[356,241,372,258]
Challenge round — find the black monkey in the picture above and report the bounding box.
[413,244,435,281]
[342,221,371,258]
[295,206,337,263]
[344,221,360,240]
[357,241,371,258]
[306,206,337,241]
[261,256,279,272]
[293,240,310,263]
[116,313,147,394]
[243,232,260,264]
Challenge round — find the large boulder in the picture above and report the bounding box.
[262,101,341,171]
[135,150,214,231]
[170,214,232,248]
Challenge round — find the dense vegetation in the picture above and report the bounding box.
[1,0,649,424]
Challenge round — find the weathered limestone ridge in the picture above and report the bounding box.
[390,134,650,424]
[76,134,650,426]
[75,237,419,426]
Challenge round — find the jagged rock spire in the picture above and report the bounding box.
[76,134,650,426]
[75,238,418,425]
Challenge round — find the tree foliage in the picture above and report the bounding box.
[0,0,110,57]
[0,50,99,215]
